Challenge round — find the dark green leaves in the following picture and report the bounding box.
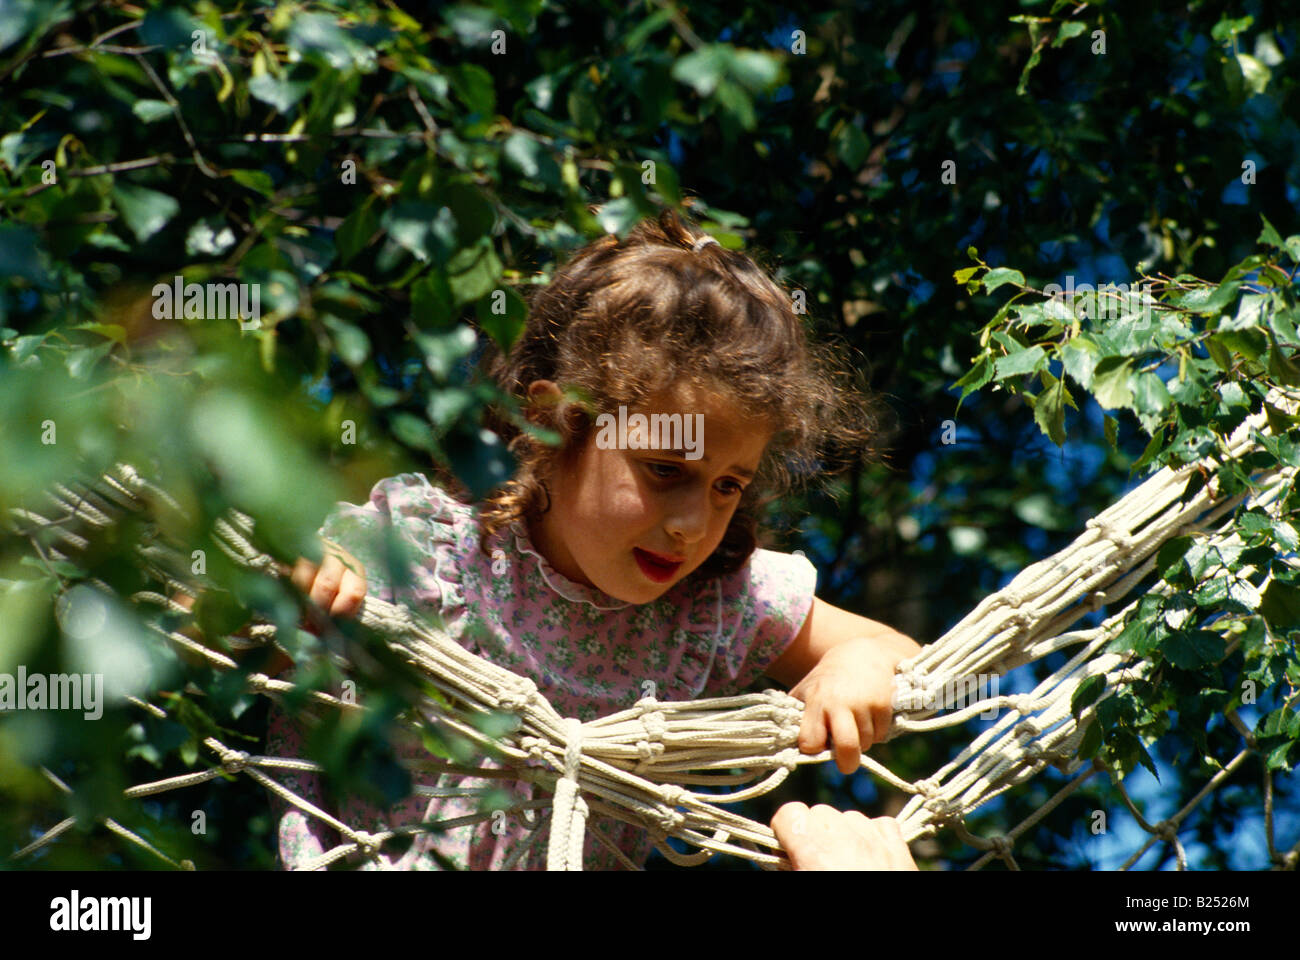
[248,73,311,113]
[1163,629,1226,670]
[382,202,458,266]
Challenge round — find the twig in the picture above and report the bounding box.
[136,54,220,179]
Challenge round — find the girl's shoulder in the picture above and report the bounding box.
[316,472,483,601]
[350,471,480,540]
[710,545,818,612]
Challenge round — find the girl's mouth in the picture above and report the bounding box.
[633,547,684,583]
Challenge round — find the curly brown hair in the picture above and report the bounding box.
[460,207,888,581]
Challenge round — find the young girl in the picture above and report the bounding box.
[265,209,921,870]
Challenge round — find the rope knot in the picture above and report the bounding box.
[916,777,942,799]
[777,747,802,772]
[655,807,685,832]
[641,710,666,741]
[923,795,952,819]
[635,739,663,762]
[519,736,547,764]
[246,672,269,692]
[1016,718,1041,739]
[1088,517,1133,553]
[659,784,687,807]
[352,830,381,858]
[990,835,1013,858]
[497,677,537,713]
[220,749,249,774]
[1154,820,1178,843]
[1003,588,1026,609]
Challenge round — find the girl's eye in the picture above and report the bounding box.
[647,462,680,479]
[717,480,744,496]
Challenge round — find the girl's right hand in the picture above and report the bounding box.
[289,539,367,619]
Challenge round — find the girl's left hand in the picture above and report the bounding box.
[789,637,904,774]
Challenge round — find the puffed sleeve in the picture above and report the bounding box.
[698,547,818,697]
[314,472,456,616]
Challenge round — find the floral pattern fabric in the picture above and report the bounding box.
[266,472,816,870]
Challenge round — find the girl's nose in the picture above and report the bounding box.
[663,488,710,545]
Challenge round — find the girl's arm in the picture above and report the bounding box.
[765,597,919,684]
[765,596,922,773]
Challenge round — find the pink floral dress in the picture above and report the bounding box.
[265,472,816,870]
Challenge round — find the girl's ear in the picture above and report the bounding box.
[525,380,562,423]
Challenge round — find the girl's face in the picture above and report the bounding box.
[527,383,772,604]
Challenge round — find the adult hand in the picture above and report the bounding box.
[771,802,918,871]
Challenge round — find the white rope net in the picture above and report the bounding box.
[7,387,1299,871]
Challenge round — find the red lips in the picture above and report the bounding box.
[633,547,684,583]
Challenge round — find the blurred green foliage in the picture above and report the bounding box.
[1,0,1298,870]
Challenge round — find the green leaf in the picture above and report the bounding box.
[229,169,275,198]
[383,202,458,266]
[1163,630,1226,669]
[112,183,179,243]
[1211,16,1253,42]
[185,218,237,257]
[727,49,781,92]
[288,12,362,70]
[139,6,196,48]
[322,315,371,366]
[1193,576,1230,607]
[131,99,173,124]
[836,122,868,169]
[1258,581,1300,628]
[1091,356,1135,410]
[1033,372,1069,446]
[415,324,478,379]
[982,267,1025,294]
[954,355,994,405]
[672,46,729,96]
[1078,718,1102,760]
[474,285,526,351]
[1060,334,1100,389]
[410,272,456,329]
[1236,54,1270,95]
[248,73,310,114]
[450,63,495,115]
[993,344,1047,380]
[1135,740,1160,781]
[72,322,126,345]
[1258,215,1285,249]
[1052,21,1087,47]
[594,197,641,237]
[1071,674,1106,719]
[1104,414,1118,450]
[335,198,378,264]
[1155,535,1193,578]
[389,412,437,451]
[953,266,980,285]
[1216,327,1267,361]
[1266,741,1293,772]
[446,236,502,305]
